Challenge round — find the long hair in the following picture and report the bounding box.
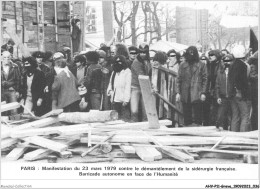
[115,43,129,59]
[184,46,199,63]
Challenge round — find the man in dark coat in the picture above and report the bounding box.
[32,51,50,77]
[229,45,251,132]
[176,46,207,126]
[248,51,258,131]
[204,49,223,126]
[20,57,46,116]
[130,43,151,122]
[71,19,81,54]
[83,51,103,110]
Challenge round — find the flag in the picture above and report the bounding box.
[249,28,258,54]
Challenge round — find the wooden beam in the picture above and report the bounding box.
[40,109,63,118]
[145,147,162,160]
[211,136,226,149]
[161,147,194,163]
[141,131,194,163]
[23,136,68,152]
[1,138,20,149]
[154,91,183,115]
[6,147,29,160]
[138,75,160,129]
[81,134,115,157]
[58,151,73,158]
[23,149,52,161]
[1,102,20,112]
[2,117,59,139]
[81,135,258,146]
[134,147,155,162]
[58,110,118,123]
[120,143,136,154]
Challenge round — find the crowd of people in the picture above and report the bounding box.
[1,38,258,132]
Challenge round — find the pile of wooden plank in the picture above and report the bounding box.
[1,103,258,163]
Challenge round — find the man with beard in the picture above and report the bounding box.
[107,55,132,121]
[176,46,207,126]
[130,43,151,122]
[20,57,46,116]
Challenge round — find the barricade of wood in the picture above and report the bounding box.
[1,105,258,164]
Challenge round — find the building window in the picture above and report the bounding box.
[86,6,96,33]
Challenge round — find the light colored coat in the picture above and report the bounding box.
[107,68,132,103]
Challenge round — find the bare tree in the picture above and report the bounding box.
[113,1,132,42]
[130,1,140,46]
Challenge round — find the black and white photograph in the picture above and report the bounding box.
[0,0,259,188]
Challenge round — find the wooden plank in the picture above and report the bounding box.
[58,151,73,158]
[134,147,155,162]
[81,135,258,146]
[211,136,226,149]
[161,147,194,163]
[40,109,63,118]
[151,67,159,91]
[141,131,194,163]
[1,102,20,112]
[1,138,20,149]
[199,152,240,159]
[162,72,168,118]
[138,75,160,129]
[81,134,115,157]
[24,136,68,152]
[6,147,29,160]
[2,117,59,139]
[23,149,52,161]
[22,137,80,161]
[145,147,162,160]
[167,75,174,118]
[120,143,136,154]
[159,72,164,118]
[93,119,171,130]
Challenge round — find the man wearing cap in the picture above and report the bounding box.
[128,46,139,68]
[215,54,234,130]
[1,51,21,115]
[43,52,65,113]
[130,43,151,122]
[32,51,50,77]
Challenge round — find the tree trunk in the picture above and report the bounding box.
[131,1,139,46]
[58,110,118,123]
[142,2,148,42]
[151,2,161,41]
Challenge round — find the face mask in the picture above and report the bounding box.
[223,60,232,68]
[25,66,35,76]
[113,61,124,72]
